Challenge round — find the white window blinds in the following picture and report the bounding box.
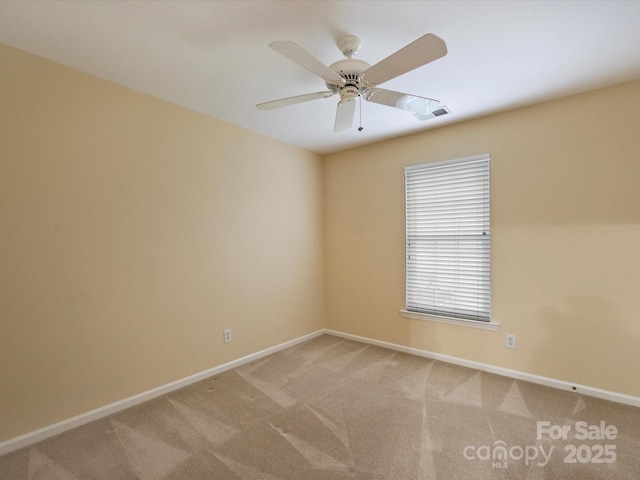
[405,154,490,322]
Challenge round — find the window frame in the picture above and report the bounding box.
[400,154,498,331]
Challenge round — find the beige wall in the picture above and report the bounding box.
[324,80,640,398]
[0,44,324,443]
[2,39,639,446]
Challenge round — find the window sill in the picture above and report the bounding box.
[399,310,500,331]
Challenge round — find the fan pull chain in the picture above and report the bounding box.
[358,96,364,132]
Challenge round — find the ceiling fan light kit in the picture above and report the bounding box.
[257,34,449,132]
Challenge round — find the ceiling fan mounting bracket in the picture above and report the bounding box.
[337,36,361,58]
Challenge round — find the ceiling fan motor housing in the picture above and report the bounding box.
[326,58,371,96]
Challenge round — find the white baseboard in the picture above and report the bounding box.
[3,328,638,456]
[324,329,640,409]
[0,329,325,456]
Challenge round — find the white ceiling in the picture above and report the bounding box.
[2,1,640,154]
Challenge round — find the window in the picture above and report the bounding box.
[403,154,492,327]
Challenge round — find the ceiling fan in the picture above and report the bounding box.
[257,34,449,132]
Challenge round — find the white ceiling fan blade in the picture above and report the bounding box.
[360,34,447,87]
[270,41,345,86]
[363,88,441,120]
[256,91,334,111]
[334,98,356,132]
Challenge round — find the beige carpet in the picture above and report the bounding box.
[1,334,639,479]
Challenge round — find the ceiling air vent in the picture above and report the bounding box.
[432,106,450,117]
[414,105,451,121]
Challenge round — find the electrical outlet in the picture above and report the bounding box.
[506,334,516,349]
[223,329,232,344]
